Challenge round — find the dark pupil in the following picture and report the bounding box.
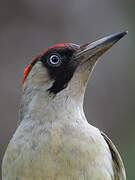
[51,56,59,63]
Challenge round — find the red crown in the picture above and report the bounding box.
[22,43,72,86]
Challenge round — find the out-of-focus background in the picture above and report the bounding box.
[0,0,134,179]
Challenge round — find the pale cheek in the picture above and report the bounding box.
[29,71,50,87]
[25,62,53,88]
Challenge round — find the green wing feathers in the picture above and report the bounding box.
[101,132,126,180]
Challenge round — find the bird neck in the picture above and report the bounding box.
[19,86,87,125]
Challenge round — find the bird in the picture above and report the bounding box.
[2,31,127,180]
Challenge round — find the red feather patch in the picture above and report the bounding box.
[22,43,72,87]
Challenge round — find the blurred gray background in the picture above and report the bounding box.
[0,0,134,179]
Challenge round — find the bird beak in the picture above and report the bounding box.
[73,31,128,64]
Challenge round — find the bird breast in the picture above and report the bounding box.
[2,119,114,180]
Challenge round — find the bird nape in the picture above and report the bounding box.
[2,31,127,180]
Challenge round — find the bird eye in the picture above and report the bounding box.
[48,54,61,67]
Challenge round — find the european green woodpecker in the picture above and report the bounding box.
[2,31,127,180]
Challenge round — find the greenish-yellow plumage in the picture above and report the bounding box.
[2,32,127,180]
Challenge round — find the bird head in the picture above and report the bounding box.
[22,32,127,102]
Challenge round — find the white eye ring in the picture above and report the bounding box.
[49,54,61,66]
